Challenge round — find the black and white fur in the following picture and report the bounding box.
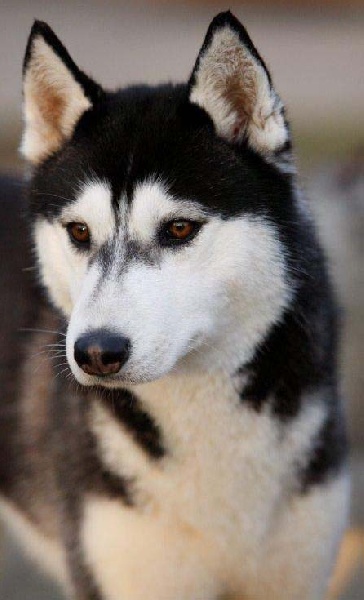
[0,12,348,600]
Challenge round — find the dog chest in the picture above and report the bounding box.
[86,373,325,578]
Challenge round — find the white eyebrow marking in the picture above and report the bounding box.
[129,178,207,243]
[61,180,115,246]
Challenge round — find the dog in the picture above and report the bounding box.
[0,11,349,600]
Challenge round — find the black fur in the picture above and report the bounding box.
[99,388,165,460]
[241,247,337,420]
[301,402,348,491]
[29,84,292,223]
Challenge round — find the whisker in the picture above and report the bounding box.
[55,367,71,380]
[32,191,75,204]
[19,328,66,337]
[31,354,66,374]
[44,344,66,350]
[65,370,77,382]
[30,349,67,359]
[53,362,71,374]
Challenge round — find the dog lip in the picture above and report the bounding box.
[69,365,151,388]
[77,369,162,388]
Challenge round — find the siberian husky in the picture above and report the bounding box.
[0,11,349,600]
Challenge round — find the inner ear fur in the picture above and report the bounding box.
[21,21,102,164]
[189,11,288,155]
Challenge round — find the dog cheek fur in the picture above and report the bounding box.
[34,220,80,316]
[183,216,291,372]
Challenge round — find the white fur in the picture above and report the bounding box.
[64,180,290,385]
[128,179,208,242]
[190,26,287,154]
[21,37,91,164]
[248,473,350,600]
[60,180,116,248]
[82,495,219,600]
[35,180,114,314]
[82,378,346,600]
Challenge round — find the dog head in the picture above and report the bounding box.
[22,12,295,386]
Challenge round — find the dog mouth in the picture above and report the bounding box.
[68,363,167,388]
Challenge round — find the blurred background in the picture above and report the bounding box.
[0,0,363,598]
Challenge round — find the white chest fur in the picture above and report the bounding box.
[83,372,327,600]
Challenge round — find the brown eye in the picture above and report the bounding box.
[167,221,195,240]
[159,219,203,247]
[67,222,90,246]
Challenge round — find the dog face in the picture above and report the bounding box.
[23,13,295,386]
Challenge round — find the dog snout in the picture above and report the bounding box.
[74,330,131,376]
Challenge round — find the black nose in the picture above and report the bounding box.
[74,330,131,376]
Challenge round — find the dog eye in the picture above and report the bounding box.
[66,222,90,247]
[160,220,202,246]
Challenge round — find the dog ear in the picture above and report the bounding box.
[21,21,103,164]
[189,11,289,155]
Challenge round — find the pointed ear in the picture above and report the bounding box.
[21,21,103,164]
[189,12,289,155]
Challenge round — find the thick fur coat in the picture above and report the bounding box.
[0,12,348,600]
